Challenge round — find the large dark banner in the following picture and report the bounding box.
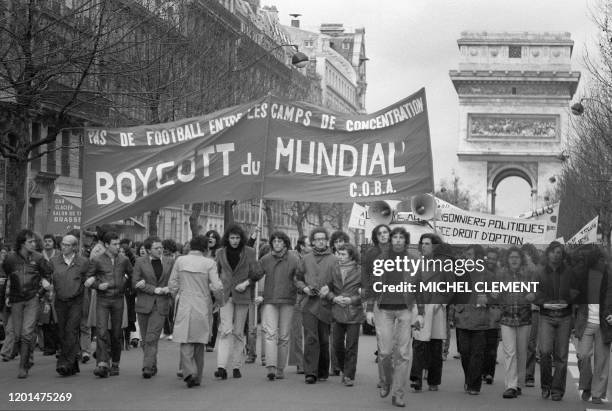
[83,88,433,226]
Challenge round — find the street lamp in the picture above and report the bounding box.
[570,97,612,116]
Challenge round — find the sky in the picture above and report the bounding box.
[265,0,600,216]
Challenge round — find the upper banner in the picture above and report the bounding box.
[83,89,434,226]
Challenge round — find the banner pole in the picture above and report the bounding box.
[251,93,272,330]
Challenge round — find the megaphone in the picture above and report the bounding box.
[368,200,413,225]
[368,201,395,225]
[411,194,437,221]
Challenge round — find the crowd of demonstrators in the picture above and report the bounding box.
[3,222,612,410]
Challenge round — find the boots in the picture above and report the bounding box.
[18,340,31,378]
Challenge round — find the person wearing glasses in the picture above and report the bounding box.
[49,235,90,376]
[295,227,337,384]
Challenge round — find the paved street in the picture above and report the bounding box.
[1,331,609,411]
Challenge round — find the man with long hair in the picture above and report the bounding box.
[3,229,52,378]
[214,224,263,380]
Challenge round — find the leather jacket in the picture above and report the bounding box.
[3,251,52,303]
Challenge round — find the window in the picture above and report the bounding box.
[47,133,56,173]
[509,46,521,58]
[342,42,350,50]
[511,87,517,95]
[31,123,41,171]
[304,40,314,48]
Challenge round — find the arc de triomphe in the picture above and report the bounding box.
[449,31,581,214]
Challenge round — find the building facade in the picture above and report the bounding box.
[449,31,580,214]
[0,0,322,245]
[284,21,367,114]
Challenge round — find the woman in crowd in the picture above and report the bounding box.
[497,247,536,399]
[328,230,350,376]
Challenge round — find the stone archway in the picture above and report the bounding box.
[487,162,537,214]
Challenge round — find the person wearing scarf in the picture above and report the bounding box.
[323,243,364,387]
[259,231,301,381]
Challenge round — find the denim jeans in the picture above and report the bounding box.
[217,298,249,370]
[302,310,330,379]
[80,289,93,355]
[11,297,40,369]
[374,305,413,399]
[288,302,304,370]
[0,309,14,358]
[95,296,124,366]
[578,321,611,399]
[501,325,530,390]
[539,314,571,396]
[456,328,486,392]
[262,303,294,370]
[332,322,360,380]
[55,296,83,371]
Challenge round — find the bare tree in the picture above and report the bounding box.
[435,173,474,210]
[554,1,612,243]
[0,0,189,240]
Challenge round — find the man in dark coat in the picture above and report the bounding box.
[50,234,90,376]
[133,236,174,379]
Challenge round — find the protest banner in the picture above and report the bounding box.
[348,203,368,230]
[436,208,547,245]
[82,89,434,226]
[516,202,559,242]
[566,216,599,246]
